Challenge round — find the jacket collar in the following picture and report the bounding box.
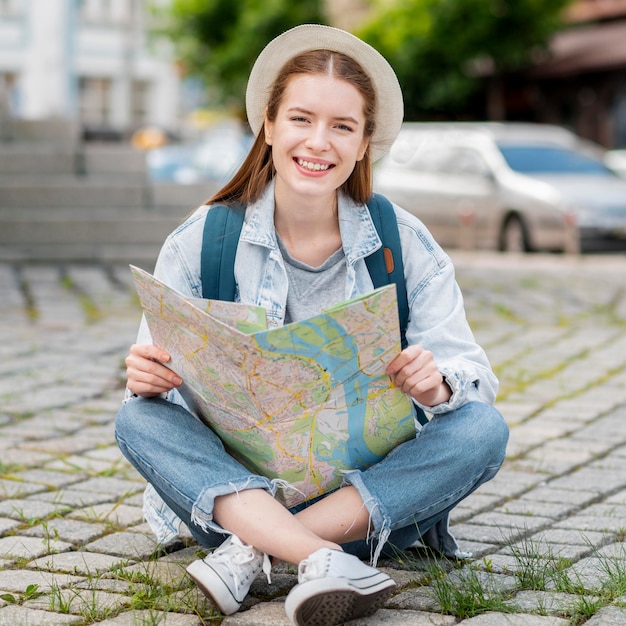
[240,180,381,264]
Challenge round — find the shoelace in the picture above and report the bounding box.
[298,549,331,583]
[210,536,272,584]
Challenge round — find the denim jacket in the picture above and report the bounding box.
[134,180,498,554]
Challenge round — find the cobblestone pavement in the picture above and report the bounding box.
[1,252,626,626]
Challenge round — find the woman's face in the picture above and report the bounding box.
[264,73,370,207]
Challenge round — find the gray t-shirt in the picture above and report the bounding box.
[277,236,346,324]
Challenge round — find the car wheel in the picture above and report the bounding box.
[500,215,529,252]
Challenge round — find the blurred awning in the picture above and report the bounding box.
[532,20,626,77]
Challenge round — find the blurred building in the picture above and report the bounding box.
[503,0,626,148]
[0,0,180,140]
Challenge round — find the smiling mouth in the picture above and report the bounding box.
[296,158,333,172]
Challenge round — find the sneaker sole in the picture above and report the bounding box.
[186,559,242,616]
[285,576,396,626]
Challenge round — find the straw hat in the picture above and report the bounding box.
[245,24,404,162]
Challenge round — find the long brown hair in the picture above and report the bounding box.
[206,49,376,206]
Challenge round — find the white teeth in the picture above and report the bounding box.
[297,159,330,171]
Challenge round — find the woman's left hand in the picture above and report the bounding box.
[386,344,451,407]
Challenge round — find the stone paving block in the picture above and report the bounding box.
[45,455,120,474]
[118,492,145,508]
[0,535,72,560]
[336,608,458,625]
[17,434,105,456]
[449,568,519,596]
[581,502,626,520]
[125,522,155,536]
[116,558,190,588]
[3,386,100,414]
[473,469,543,499]
[0,478,48,499]
[508,418,576,445]
[0,449,62,472]
[444,540,498,560]
[97,610,203,625]
[74,577,134,594]
[509,458,576,477]
[519,448,606,476]
[27,551,133,576]
[479,553,520,574]
[0,498,72,522]
[571,415,626,445]
[83,444,128,463]
[0,605,82,624]
[10,469,87,490]
[467,513,553,536]
[523,528,611,549]
[494,401,544,425]
[453,493,504,520]
[604,489,626,505]
[386,586,440,612]
[31,488,120,508]
[21,517,108,545]
[68,502,144,528]
[448,523,526,546]
[455,612,570,624]
[84,530,159,560]
[0,518,20,536]
[547,468,626,495]
[595,542,626,560]
[583,605,626,625]
[0,568,83,593]
[493,500,575,519]
[25,588,130,617]
[588,454,626,472]
[68,476,145,498]
[565,556,616,591]
[554,515,626,534]
[498,540,592,563]
[505,589,597,615]
[519,487,598,507]
[0,421,69,441]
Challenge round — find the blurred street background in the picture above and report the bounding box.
[2,0,626,265]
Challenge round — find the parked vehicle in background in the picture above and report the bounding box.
[374,122,626,253]
[146,121,253,185]
[605,149,626,178]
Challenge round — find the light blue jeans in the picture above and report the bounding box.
[115,397,508,559]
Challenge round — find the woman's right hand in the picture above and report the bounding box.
[125,344,183,397]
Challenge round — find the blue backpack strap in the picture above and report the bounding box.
[366,195,428,425]
[365,193,409,349]
[200,204,245,301]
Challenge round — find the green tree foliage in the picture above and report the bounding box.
[158,0,326,111]
[358,0,573,119]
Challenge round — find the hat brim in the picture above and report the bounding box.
[245,24,403,162]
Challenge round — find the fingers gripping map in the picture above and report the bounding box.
[130,266,416,508]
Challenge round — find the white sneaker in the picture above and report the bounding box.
[284,548,396,626]
[186,534,271,615]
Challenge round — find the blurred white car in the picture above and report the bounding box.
[605,149,626,178]
[374,122,626,253]
[147,121,253,184]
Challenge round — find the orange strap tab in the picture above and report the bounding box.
[383,247,394,274]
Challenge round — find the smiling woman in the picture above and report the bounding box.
[114,24,508,626]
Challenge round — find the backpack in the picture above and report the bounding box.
[200,193,409,348]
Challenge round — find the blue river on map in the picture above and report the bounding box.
[253,316,383,467]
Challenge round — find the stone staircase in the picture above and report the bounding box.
[0,118,218,267]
